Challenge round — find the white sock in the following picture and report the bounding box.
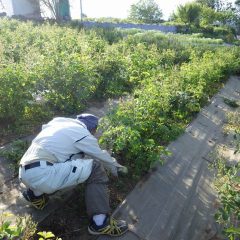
[93,214,106,226]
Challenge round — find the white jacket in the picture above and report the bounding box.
[20,117,123,172]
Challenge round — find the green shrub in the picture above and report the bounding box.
[0,64,34,122]
[100,46,240,176]
[87,27,124,44]
[94,44,130,98]
[0,212,61,240]
[0,212,37,240]
[0,19,239,177]
[213,26,236,43]
[0,140,30,172]
[212,111,240,239]
[37,231,62,240]
[35,52,99,113]
[213,159,240,240]
[99,80,183,176]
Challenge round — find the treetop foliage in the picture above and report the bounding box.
[128,0,163,24]
[172,2,202,26]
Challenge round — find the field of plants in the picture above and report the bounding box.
[0,17,240,172]
[0,18,240,239]
[211,110,240,239]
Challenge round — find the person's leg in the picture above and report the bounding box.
[19,159,93,210]
[85,160,128,236]
[22,188,49,210]
[85,160,110,217]
[19,161,51,210]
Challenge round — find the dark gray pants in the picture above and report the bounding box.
[85,160,110,218]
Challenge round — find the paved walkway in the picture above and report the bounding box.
[97,76,240,240]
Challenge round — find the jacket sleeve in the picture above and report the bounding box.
[73,134,123,169]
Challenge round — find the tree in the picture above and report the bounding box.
[29,0,70,21]
[196,0,216,9]
[128,0,163,24]
[172,2,202,26]
[41,0,60,19]
[196,0,232,12]
[232,0,240,33]
[200,5,217,26]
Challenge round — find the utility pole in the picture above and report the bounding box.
[80,0,83,21]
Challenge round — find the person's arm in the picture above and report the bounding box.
[74,134,124,174]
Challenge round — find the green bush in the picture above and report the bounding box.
[99,47,240,176]
[34,52,99,113]
[0,140,30,172]
[213,26,236,43]
[211,111,240,240]
[0,213,37,240]
[0,19,239,171]
[213,160,240,240]
[0,212,61,240]
[0,64,34,122]
[94,44,130,98]
[87,27,124,44]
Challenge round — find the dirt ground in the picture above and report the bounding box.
[33,174,137,239]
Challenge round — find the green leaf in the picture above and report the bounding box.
[45,232,55,238]
[37,231,55,239]
[225,227,240,234]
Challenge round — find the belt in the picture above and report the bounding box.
[22,161,53,170]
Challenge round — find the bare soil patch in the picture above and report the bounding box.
[34,175,136,239]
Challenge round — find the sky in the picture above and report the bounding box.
[79,0,236,20]
[1,0,236,21]
[80,0,194,20]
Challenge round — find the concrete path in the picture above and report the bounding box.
[97,76,240,240]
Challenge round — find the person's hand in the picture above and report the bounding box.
[117,166,128,175]
[101,157,128,177]
[106,164,118,177]
[107,165,128,177]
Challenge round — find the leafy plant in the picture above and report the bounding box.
[0,212,37,240]
[172,2,202,26]
[37,231,62,240]
[100,46,240,176]
[213,159,240,240]
[0,140,30,172]
[0,18,239,178]
[211,109,240,240]
[224,112,240,154]
[0,64,34,123]
[128,0,163,24]
[0,213,61,240]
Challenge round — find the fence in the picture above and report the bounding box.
[81,21,177,33]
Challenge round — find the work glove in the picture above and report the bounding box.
[108,164,118,177]
[102,160,128,177]
[118,166,128,174]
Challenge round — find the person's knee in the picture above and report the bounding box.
[87,160,109,184]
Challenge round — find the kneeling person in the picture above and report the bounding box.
[19,113,128,236]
